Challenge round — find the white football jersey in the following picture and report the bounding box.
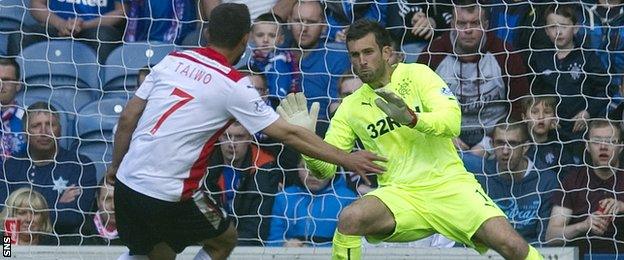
[116,48,279,202]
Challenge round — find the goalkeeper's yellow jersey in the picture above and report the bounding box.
[304,63,473,187]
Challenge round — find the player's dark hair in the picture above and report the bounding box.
[346,19,393,50]
[0,57,20,80]
[208,3,251,48]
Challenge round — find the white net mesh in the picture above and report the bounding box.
[0,0,622,259]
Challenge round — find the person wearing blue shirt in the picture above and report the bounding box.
[0,102,97,235]
[473,121,559,245]
[324,0,387,43]
[268,159,357,247]
[288,1,350,136]
[124,0,198,45]
[9,0,125,63]
[0,58,26,158]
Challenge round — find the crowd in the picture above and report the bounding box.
[0,0,623,258]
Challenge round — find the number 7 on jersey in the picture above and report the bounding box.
[150,87,195,135]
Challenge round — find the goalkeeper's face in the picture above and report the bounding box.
[347,33,392,84]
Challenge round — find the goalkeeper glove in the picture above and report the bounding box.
[374,88,418,128]
[276,92,320,132]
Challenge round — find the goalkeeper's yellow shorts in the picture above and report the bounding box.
[364,174,505,254]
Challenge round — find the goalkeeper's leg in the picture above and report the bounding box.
[332,196,396,260]
[473,216,543,260]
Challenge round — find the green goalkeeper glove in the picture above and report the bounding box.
[374,88,418,128]
[276,92,320,132]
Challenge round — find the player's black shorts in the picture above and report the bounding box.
[114,179,230,255]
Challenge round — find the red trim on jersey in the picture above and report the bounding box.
[181,119,235,200]
[170,48,244,82]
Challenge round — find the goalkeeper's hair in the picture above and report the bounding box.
[492,119,529,142]
[208,3,251,49]
[346,19,393,50]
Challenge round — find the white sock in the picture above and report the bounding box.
[193,248,211,260]
[117,252,149,260]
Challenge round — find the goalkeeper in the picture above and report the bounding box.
[277,20,542,260]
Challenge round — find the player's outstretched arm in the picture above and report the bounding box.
[105,96,147,185]
[263,117,386,179]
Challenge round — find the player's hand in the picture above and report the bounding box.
[277,92,320,132]
[343,150,387,186]
[374,88,417,127]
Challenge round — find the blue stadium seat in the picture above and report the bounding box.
[0,0,37,32]
[76,140,112,182]
[17,41,99,89]
[76,97,127,142]
[102,42,175,91]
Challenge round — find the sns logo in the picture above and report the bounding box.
[440,86,456,99]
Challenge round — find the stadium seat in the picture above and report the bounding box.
[102,42,175,91]
[75,140,112,182]
[76,97,127,142]
[0,0,37,32]
[17,40,99,89]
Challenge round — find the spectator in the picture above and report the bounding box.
[124,0,199,45]
[9,0,125,62]
[545,119,624,256]
[288,0,350,135]
[474,120,558,245]
[0,102,97,235]
[323,0,388,43]
[247,13,297,101]
[417,0,529,156]
[0,58,26,158]
[268,159,357,247]
[529,3,617,160]
[136,65,151,89]
[204,122,283,246]
[79,180,120,246]
[580,0,624,87]
[520,96,579,175]
[329,70,363,113]
[386,0,453,46]
[0,188,55,245]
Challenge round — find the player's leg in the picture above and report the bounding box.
[196,222,238,260]
[473,217,542,260]
[333,195,396,260]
